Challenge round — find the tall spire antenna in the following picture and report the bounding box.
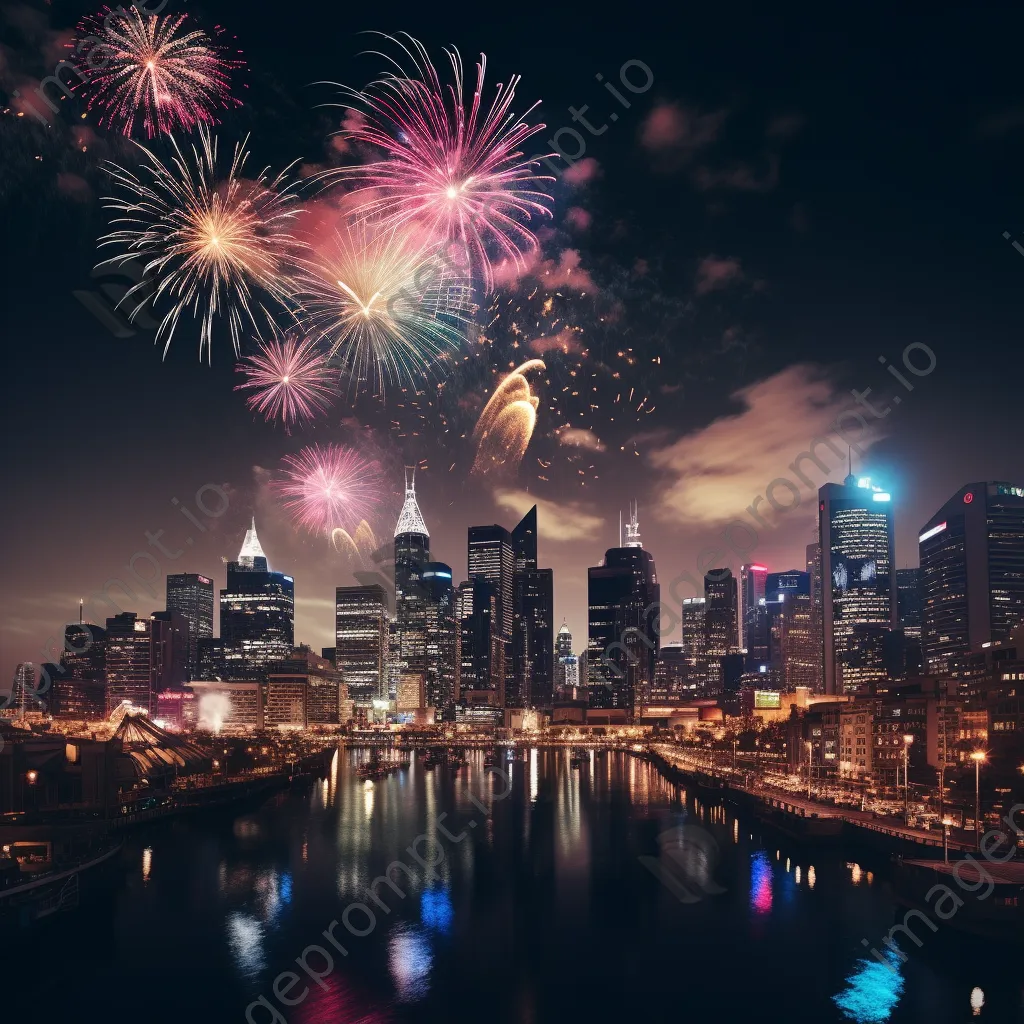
[79,599,83,624]
[848,446,852,477]
[619,510,622,548]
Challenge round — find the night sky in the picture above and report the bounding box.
[3,2,1024,678]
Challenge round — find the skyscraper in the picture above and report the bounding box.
[587,506,660,718]
[104,612,155,714]
[166,573,214,680]
[740,563,768,651]
[555,620,573,693]
[510,506,554,709]
[468,523,514,706]
[766,571,817,690]
[151,608,190,690]
[680,597,708,693]
[422,562,457,718]
[55,614,107,719]
[819,473,895,694]
[220,519,295,677]
[920,482,1024,674]
[806,541,824,692]
[394,471,430,696]
[704,569,738,692]
[335,584,389,710]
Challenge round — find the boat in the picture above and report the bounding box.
[356,756,405,781]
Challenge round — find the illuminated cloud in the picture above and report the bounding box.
[556,426,606,452]
[528,328,584,357]
[647,365,884,528]
[494,489,604,543]
[639,102,725,156]
[492,248,596,291]
[695,256,744,295]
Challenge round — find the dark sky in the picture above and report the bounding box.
[3,1,1024,676]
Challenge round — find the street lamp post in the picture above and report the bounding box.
[970,750,987,851]
[732,739,738,770]
[903,735,914,826]
[805,740,813,800]
[942,817,952,864]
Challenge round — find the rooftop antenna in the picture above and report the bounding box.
[618,510,622,548]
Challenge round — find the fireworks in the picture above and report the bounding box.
[276,444,385,536]
[472,359,545,476]
[294,217,470,395]
[235,335,338,427]
[323,33,553,288]
[70,7,243,137]
[98,129,302,359]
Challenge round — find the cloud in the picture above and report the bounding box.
[493,489,603,542]
[647,365,884,528]
[563,157,601,185]
[556,427,605,452]
[56,172,91,202]
[528,328,585,357]
[565,206,591,231]
[692,154,780,192]
[639,102,726,157]
[695,255,744,295]
[492,248,596,291]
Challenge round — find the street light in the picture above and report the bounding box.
[970,750,987,850]
[805,740,813,799]
[942,816,953,864]
[903,734,914,825]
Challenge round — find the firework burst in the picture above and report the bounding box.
[99,129,302,359]
[322,33,553,288]
[276,444,385,536]
[294,217,471,395]
[235,335,338,427]
[70,7,244,137]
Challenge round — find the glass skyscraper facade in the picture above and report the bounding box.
[335,584,389,710]
[166,573,214,680]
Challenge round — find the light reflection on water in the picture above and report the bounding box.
[832,948,905,1023]
[388,925,432,1002]
[226,911,266,979]
[750,850,773,915]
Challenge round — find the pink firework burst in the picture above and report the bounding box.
[235,336,338,427]
[323,33,554,289]
[69,7,244,137]
[276,444,385,536]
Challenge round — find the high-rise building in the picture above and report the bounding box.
[468,523,514,705]
[587,507,660,718]
[422,562,457,718]
[151,609,190,690]
[104,612,155,714]
[653,642,688,700]
[510,506,554,709]
[680,598,708,693]
[920,483,1024,675]
[454,580,474,700]
[765,571,818,690]
[555,620,573,693]
[267,647,346,726]
[704,569,738,692]
[460,577,500,696]
[2,664,41,719]
[55,616,107,719]
[819,473,895,694]
[335,585,389,710]
[740,563,768,651]
[220,519,295,677]
[394,471,430,696]
[166,573,214,680]
[806,541,824,691]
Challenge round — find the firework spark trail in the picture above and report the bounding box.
[70,7,244,137]
[320,33,554,289]
[472,358,545,476]
[98,129,303,360]
[293,216,471,395]
[276,444,385,536]
[235,335,338,427]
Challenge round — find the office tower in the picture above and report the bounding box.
[267,647,346,726]
[422,562,457,718]
[704,569,738,692]
[740,563,768,651]
[104,612,155,714]
[680,598,708,693]
[166,573,214,680]
[765,571,817,690]
[394,471,430,696]
[819,472,895,694]
[55,617,107,719]
[920,482,1024,674]
[468,523,514,705]
[197,637,226,680]
[461,577,500,695]
[454,580,474,699]
[2,664,39,719]
[806,541,824,691]
[653,642,688,700]
[509,506,554,709]
[555,620,573,693]
[587,507,660,718]
[893,567,924,677]
[335,585,389,710]
[220,519,295,677]
[151,609,190,690]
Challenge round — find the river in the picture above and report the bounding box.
[5,747,1018,1023]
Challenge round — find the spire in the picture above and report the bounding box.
[395,468,429,538]
[238,516,267,567]
[625,501,642,547]
[844,447,856,487]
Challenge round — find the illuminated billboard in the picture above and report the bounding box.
[753,690,781,710]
